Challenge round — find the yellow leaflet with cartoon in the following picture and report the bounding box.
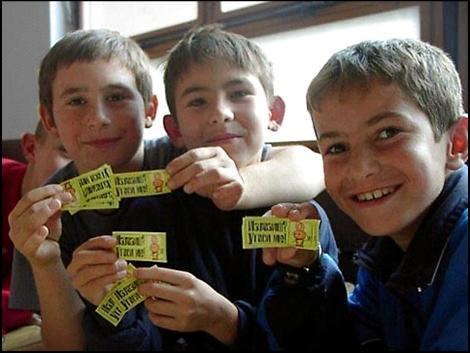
[61,164,119,214]
[113,170,171,198]
[95,263,146,327]
[242,217,320,250]
[113,231,167,263]
[60,165,171,214]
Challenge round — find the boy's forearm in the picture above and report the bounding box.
[236,146,325,209]
[206,297,239,346]
[32,260,86,350]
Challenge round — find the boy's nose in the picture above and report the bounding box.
[86,102,111,127]
[210,102,234,124]
[347,146,381,181]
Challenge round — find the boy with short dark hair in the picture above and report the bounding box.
[9,27,327,350]
[259,38,468,350]
[68,25,338,350]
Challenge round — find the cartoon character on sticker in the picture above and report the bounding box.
[150,235,160,261]
[153,172,164,193]
[63,181,77,202]
[294,222,306,247]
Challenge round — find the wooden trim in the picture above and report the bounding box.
[458,1,468,111]
[132,1,426,58]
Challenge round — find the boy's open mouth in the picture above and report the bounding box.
[354,186,398,202]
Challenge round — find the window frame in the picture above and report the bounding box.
[79,1,467,145]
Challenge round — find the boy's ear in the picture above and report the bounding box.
[268,96,285,132]
[446,115,468,170]
[39,104,59,138]
[20,132,38,163]
[163,114,185,148]
[144,95,158,128]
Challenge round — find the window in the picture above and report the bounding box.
[80,1,467,144]
[81,1,198,37]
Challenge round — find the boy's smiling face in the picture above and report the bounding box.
[44,59,155,174]
[313,81,450,250]
[170,61,275,168]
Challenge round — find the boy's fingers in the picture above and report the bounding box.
[184,167,237,194]
[134,266,194,287]
[10,198,62,246]
[167,148,217,175]
[262,248,277,266]
[271,203,297,218]
[9,185,63,220]
[68,248,119,274]
[69,260,127,288]
[278,247,297,262]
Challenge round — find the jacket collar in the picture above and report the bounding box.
[356,165,468,293]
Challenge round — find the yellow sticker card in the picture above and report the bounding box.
[113,231,167,263]
[114,170,171,198]
[242,217,320,250]
[95,264,146,326]
[61,164,118,213]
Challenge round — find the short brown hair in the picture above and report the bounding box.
[39,29,153,121]
[307,38,464,140]
[163,24,274,118]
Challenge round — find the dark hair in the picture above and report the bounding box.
[163,24,274,117]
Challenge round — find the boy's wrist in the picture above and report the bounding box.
[278,246,322,287]
[206,297,239,345]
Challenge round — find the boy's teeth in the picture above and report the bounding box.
[357,187,394,202]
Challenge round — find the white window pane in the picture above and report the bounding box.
[144,59,168,140]
[82,1,198,37]
[254,6,420,142]
[144,6,420,142]
[221,1,267,13]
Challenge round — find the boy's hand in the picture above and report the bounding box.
[135,266,239,345]
[67,236,128,306]
[8,185,72,267]
[166,147,245,210]
[262,202,320,268]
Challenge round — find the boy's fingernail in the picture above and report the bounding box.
[116,270,128,279]
[49,198,61,210]
[116,259,127,270]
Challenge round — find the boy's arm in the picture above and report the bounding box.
[135,266,239,345]
[32,259,86,349]
[258,201,352,350]
[167,145,324,211]
[236,145,324,209]
[8,185,85,349]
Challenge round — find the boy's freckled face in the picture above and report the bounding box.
[173,61,272,168]
[314,81,449,246]
[51,59,147,173]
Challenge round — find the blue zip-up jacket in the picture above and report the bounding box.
[351,165,468,350]
[257,200,349,350]
[258,165,468,351]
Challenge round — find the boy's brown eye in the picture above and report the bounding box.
[326,143,346,155]
[188,98,205,107]
[68,97,85,105]
[378,127,401,140]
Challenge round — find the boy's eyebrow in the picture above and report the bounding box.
[223,78,253,88]
[59,87,87,98]
[366,111,404,127]
[318,111,404,142]
[180,86,208,98]
[179,78,254,98]
[59,83,133,98]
